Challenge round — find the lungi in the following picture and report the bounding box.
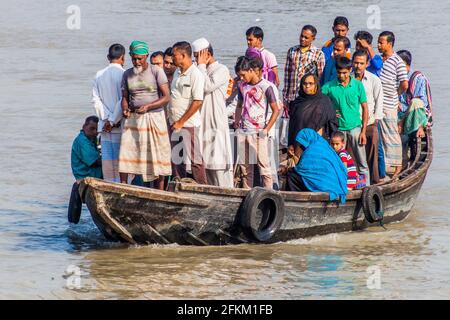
[118,110,172,182]
[379,109,402,167]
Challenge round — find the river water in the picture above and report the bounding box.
[0,0,449,299]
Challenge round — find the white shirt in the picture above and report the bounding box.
[168,64,205,127]
[92,63,125,133]
[356,71,384,126]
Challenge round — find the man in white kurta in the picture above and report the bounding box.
[193,38,234,187]
[92,44,125,182]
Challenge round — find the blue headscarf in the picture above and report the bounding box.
[294,128,348,203]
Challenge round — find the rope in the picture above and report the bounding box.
[377,211,387,230]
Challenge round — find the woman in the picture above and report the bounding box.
[287,73,337,146]
[285,128,348,204]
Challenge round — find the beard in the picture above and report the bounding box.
[133,66,144,74]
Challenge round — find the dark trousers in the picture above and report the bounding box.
[170,126,208,185]
[365,124,380,184]
[285,168,309,192]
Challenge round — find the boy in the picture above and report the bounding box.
[331,131,365,190]
[246,26,280,86]
[233,56,280,189]
[322,56,370,185]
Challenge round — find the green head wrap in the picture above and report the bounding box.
[129,40,149,55]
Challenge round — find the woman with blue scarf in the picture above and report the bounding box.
[286,128,349,203]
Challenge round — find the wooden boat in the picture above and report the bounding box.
[78,131,433,246]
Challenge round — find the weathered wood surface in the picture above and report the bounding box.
[80,132,433,246]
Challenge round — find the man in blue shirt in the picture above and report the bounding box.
[322,16,352,63]
[354,31,383,77]
[321,36,351,86]
[71,116,102,181]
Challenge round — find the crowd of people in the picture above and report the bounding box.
[71,16,433,203]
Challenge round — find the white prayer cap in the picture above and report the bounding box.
[192,38,210,52]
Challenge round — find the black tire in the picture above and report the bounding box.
[362,186,384,223]
[240,187,285,242]
[68,182,82,224]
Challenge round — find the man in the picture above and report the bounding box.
[150,51,164,68]
[246,26,280,86]
[352,50,384,184]
[92,43,125,183]
[283,25,325,110]
[163,47,177,85]
[354,30,383,77]
[378,31,409,177]
[322,56,370,185]
[69,115,102,224]
[397,49,432,165]
[321,36,351,85]
[71,116,102,181]
[119,41,172,189]
[322,16,352,63]
[354,30,386,180]
[192,38,234,187]
[398,49,433,133]
[167,41,208,185]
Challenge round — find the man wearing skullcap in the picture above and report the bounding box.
[118,40,172,189]
[192,38,234,188]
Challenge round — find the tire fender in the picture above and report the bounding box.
[239,187,285,242]
[68,182,82,224]
[362,186,384,223]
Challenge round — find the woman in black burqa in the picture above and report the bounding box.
[287,73,338,146]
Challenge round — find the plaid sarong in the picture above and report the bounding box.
[379,109,402,167]
[118,110,172,182]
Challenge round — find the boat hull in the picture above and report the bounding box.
[80,132,432,246]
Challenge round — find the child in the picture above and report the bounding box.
[245,26,280,86]
[234,56,280,189]
[278,145,299,190]
[241,51,283,189]
[331,131,366,190]
[226,56,246,128]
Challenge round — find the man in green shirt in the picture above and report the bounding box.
[322,56,370,185]
[71,116,102,181]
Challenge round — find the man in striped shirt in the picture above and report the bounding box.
[377,31,409,177]
[283,25,325,110]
